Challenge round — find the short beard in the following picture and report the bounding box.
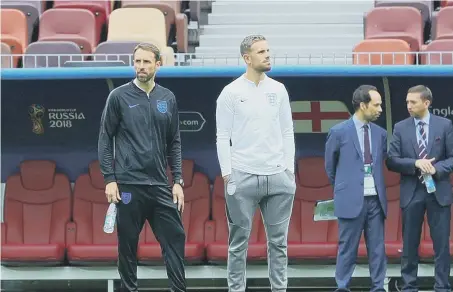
[137,73,154,83]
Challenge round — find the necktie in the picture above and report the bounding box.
[417,121,427,182]
[363,124,372,164]
[417,121,427,159]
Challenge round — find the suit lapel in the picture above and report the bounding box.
[370,123,380,163]
[427,115,436,156]
[349,119,363,161]
[409,119,419,156]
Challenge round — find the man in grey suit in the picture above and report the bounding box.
[387,85,453,292]
[325,85,388,292]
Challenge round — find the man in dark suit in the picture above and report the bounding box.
[387,85,453,292]
[325,85,388,292]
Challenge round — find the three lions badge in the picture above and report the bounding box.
[157,100,168,113]
[121,192,132,204]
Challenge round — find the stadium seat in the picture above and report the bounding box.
[38,8,98,54]
[374,1,432,40]
[206,176,267,263]
[365,6,424,52]
[432,6,453,40]
[107,7,175,66]
[419,174,453,260]
[23,41,83,68]
[0,2,40,43]
[441,0,453,7]
[121,0,188,53]
[279,157,338,262]
[1,8,28,67]
[1,42,13,68]
[2,0,45,14]
[66,160,118,265]
[421,39,453,65]
[353,39,415,65]
[52,1,111,45]
[382,164,404,259]
[1,160,71,266]
[137,160,211,264]
[94,41,140,66]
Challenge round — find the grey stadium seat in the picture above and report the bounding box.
[23,41,83,68]
[93,41,142,66]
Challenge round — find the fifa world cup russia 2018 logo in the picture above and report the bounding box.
[28,104,45,135]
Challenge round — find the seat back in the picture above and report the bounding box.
[421,39,453,65]
[94,41,140,66]
[353,39,414,65]
[435,7,453,40]
[211,176,262,244]
[441,0,453,7]
[282,157,338,245]
[52,1,110,44]
[23,41,83,68]
[1,8,28,61]
[108,8,166,47]
[38,8,97,54]
[140,160,211,244]
[72,160,118,245]
[53,0,111,15]
[383,163,402,242]
[2,0,44,14]
[365,6,423,51]
[3,160,71,245]
[107,7,175,65]
[1,3,39,43]
[374,1,432,26]
[121,1,181,37]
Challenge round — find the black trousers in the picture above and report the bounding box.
[116,184,186,292]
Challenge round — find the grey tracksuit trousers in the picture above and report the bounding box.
[224,168,296,292]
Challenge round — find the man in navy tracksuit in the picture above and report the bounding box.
[98,43,186,292]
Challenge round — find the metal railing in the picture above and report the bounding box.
[1,51,453,68]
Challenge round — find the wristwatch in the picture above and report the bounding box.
[174,178,184,187]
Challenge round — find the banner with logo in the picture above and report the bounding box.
[1,75,452,182]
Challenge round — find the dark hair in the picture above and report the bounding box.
[133,43,161,62]
[407,85,433,103]
[352,85,378,111]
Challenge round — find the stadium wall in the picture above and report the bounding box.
[1,66,453,183]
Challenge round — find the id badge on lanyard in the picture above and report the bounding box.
[364,163,372,175]
[364,163,374,189]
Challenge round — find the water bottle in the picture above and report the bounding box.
[103,203,117,234]
[423,173,436,194]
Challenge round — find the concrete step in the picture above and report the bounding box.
[211,1,374,14]
[201,24,365,36]
[194,45,354,56]
[208,12,365,25]
[186,56,354,66]
[199,34,362,47]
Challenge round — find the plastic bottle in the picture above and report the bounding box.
[423,173,436,194]
[103,203,117,234]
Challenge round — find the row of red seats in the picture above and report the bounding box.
[353,5,453,65]
[2,158,452,266]
[1,0,194,68]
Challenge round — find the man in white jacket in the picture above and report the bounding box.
[215,34,296,292]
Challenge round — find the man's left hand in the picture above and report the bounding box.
[422,167,437,176]
[172,184,184,212]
